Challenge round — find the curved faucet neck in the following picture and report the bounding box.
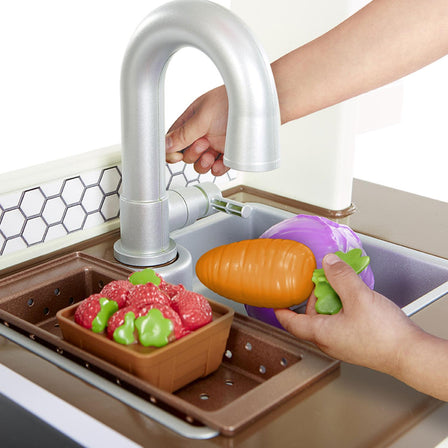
[114,0,280,267]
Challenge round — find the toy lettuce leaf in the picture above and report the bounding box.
[312,248,370,315]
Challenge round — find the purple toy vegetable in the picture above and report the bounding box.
[245,214,375,329]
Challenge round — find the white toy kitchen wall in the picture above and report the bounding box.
[232,0,361,211]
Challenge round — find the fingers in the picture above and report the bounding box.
[166,135,229,175]
[165,110,223,174]
[170,135,229,175]
[322,253,371,307]
[210,157,230,176]
[274,309,320,343]
[166,152,184,163]
[165,86,229,174]
[182,138,210,164]
[193,151,230,175]
[193,148,218,174]
[305,292,318,315]
[165,110,207,155]
[183,139,223,174]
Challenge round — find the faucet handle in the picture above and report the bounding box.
[211,197,252,219]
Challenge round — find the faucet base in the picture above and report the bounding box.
[152,245,193,290]
[113,243,194,290]
[113,237,177,267]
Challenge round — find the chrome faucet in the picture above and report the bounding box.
[114,0,280,267]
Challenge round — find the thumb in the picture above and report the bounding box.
[165,113,207,154]
[322,253,370,306]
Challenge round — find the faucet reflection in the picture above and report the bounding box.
[114,0,280,268]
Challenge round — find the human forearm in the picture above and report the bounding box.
[272,0,448,124]
[394,329,448,401]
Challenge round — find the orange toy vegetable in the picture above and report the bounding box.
[195,239,316,308]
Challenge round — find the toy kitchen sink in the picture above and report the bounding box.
[0,200,447,440]
[171,202,448,318]
[172,203,448,315]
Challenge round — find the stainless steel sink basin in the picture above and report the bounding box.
[171,203,448,317]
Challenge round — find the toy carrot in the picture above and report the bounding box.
[195,239,316,308]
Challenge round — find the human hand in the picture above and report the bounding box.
[165,85,230,176]
[275,253,422,376]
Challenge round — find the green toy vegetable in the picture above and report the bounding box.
[312,248,370,315]
[91,297,119,333]
[129,268,161,286]
[113,311,137,345]
[135,309,173,347]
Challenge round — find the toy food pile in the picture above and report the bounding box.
[74,268,212,348]
[196,214,374,324]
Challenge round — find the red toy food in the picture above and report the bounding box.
[106,305,139,341]
[100,280,133,309]
[74,269,213,347]
[171,290,213,331]
[74,293,118,333]
[159,279,185,299]
[126,283,171,308]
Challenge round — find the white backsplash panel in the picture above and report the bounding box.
[0,163,235,257]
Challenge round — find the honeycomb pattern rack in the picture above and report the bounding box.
[0,162,235,257]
